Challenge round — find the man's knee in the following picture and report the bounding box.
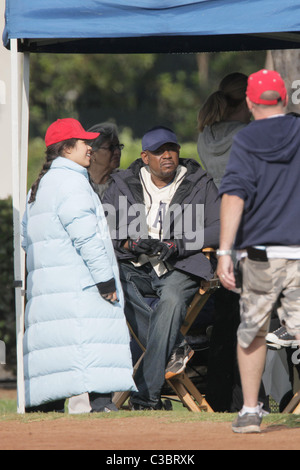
[159,286,185,306]
[237,317,270,349]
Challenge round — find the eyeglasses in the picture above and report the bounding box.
[96,144,124,153]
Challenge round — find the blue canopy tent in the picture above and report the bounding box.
[3,0,300,414]
[3,0,300,53]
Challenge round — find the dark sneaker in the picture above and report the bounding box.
[266,326,299,348]
[128,399,172,411]
[90,401,119,413]
[103,402,119,413]
[128,400,162,411]
[232,412,262,434]
[165,343,194,380]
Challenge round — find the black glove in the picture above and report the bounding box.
[127,237,160,255]
[152,240,178,262]
[96,279,118,304]
[96,278,116,295]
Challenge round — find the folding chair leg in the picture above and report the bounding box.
[181,291,211,336]
[179,373,214,412]
[167,378,202,412]
[282,390,300,414]
[293,402,300,414]
[167,372,214,413]
[113,353,144,409]
[113,390,131,409]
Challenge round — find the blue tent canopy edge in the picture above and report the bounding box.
[3,0,300,53]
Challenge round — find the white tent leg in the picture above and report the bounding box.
[18,52,30,413]
[11,39,28,414]
[20,53,30,230]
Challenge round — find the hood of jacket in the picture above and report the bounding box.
[198,121,247,159]
[110,157,211,204]
[234,114,300,163]
[50,156,90,178]
[127,157,204,176]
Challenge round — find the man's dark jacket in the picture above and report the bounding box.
[102,158,220,280]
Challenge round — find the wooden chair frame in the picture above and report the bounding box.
[113,248,220,412]
[282,391,300,414]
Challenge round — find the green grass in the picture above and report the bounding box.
[0,399,17,415]
[1,397,300,429]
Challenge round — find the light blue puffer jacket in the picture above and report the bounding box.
[22,157,136,408]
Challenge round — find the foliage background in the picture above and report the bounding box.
[28,51,266,188]
[0,198,16,373]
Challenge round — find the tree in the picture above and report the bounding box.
[271,50,300,113]
[29,51,266,143]
[0,198,16,373]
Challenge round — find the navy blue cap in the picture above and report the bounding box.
[142,126,179,151]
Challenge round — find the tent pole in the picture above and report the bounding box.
[18,52,30,413]
[20,53,29,231]
[11,39,26,414]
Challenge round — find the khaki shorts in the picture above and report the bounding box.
[238,257,300,348]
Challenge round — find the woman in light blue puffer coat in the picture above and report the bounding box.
[21,118,136,412]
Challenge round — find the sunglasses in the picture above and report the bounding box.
[96,144,124,153]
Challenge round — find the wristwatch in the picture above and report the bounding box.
[216,249,233,257]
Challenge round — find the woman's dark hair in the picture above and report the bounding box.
[198,72,248,132]
[28,138,77,203]
[88,122,119,150]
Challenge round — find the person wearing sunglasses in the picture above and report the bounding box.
[87,122,124,200]
[68,121,127,414]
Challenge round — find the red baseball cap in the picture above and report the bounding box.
[45,118,100,147]
[246,69,287,105]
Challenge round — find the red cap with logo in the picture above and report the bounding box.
[45,118,100,147]
[246,69,287,105]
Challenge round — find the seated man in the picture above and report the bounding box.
[102,126,220,410]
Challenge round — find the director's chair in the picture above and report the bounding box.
[113,248,220,412]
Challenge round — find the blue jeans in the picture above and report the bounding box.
[119,262,199,407]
